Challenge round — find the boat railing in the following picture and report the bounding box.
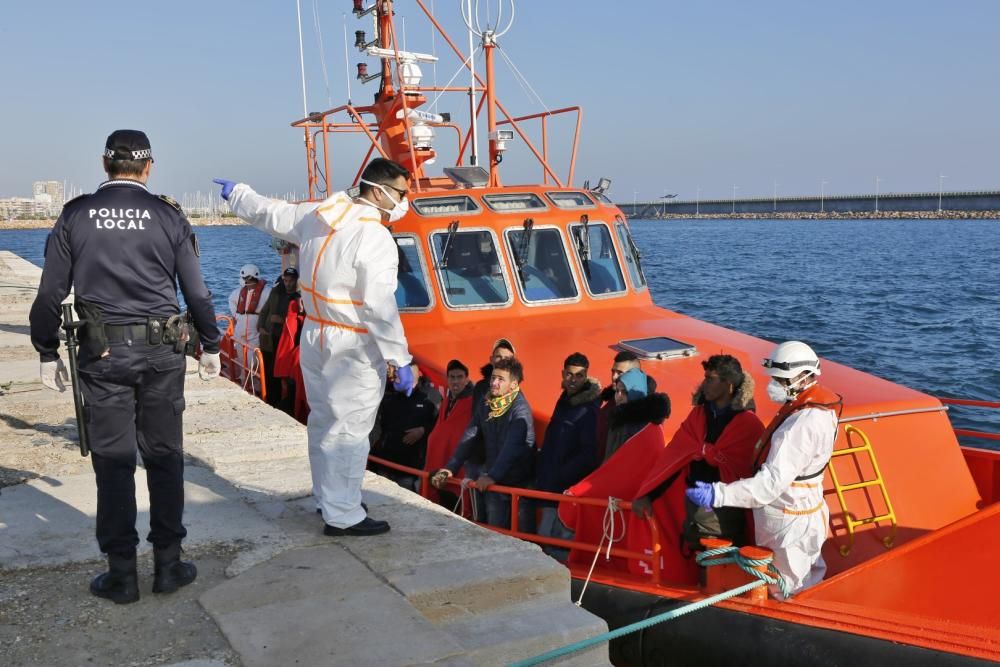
[495,106,582,187]
[292,103,468,198]
[215,315,267,402]
[938,397,1000,441]
[366,452,668,584]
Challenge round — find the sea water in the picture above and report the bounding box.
[3,217,997,445]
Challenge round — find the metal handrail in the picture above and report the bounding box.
[938,396,1000,441]
[364,453,666,584]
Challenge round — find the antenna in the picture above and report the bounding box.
[343,14,352,105]
[467,0,478,166]
[295,0,308,117]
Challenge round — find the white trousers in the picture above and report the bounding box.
[754,503,829,597]
[299,321,385,529]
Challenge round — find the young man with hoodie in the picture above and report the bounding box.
[532,353,602,548]
[432,357,535,528]
[603,367,663,461]
[629,355,765,581]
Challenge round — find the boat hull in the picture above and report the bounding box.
[573,580,995,667]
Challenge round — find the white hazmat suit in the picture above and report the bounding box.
[711,406,837,595]
[227,185,412,528]
[228,280,271,378]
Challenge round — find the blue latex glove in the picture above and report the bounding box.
[213,178,236,201]
[686,481,715,510]
[393,364,415,397]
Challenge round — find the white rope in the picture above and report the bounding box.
[452,477,479,520]
[427,50,477,111]
[496,44,550,113]
[574,497,625,606]
[312,0,333,107]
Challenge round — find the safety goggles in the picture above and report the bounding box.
[761,358,815,371]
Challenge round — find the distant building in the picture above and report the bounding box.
[0,197,48,219]
[33,180,64,213]
[0,181,65,219]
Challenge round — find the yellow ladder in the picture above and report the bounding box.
[828,424,898,556]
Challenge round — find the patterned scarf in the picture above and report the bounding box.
[486,388,520,420]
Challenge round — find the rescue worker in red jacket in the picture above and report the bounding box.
[687,341,840,597]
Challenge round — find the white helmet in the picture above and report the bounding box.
[762,341,821,379]
[240,264,261,281]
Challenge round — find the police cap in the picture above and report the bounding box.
[104,129,153,161]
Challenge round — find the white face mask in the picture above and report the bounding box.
[361,179,409,223]
[766,379,791,404]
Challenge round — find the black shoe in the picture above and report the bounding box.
[152,544,198,594]
[323,517,390,536]
[317,502,367,515]
[90,555,139,605]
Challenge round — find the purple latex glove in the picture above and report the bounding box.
[393,364,415,397]
[686,481,715,510]
[213,178,236,200]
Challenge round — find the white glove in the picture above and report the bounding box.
[41,359,69,392]
[198,352,221,380]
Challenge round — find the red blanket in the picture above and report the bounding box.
[274,300,308,423]
[627,407,764,581]
[558,422,668,570]
[424,392,474,505]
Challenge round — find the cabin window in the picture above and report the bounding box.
[568,222,627,296]
[393,235,433,310]
[431,229,511,307]
[591,191,614,206]
[545,191,596,209]
[505,227,579,302]
[482,193,548,212]
[411,195,481,216]
[615,221,647,290]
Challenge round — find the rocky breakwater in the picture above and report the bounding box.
[653,210,1000,220]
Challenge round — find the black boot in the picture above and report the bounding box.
[90,553,140,604]
[152,543,197,594]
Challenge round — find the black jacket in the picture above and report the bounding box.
[30,180,219,360]
[535,379,601,496]
[373,386,438,469]
[446,391,535,486]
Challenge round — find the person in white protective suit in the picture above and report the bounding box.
[228,264,271,385]
[213,158,417,536]
[686,341,840,597]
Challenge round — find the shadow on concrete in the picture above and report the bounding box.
[0,322,32,336]
[0,412,81,448]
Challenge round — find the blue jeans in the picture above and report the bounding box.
[484,491,511,528]
[485,490,536,532]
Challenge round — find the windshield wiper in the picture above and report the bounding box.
[576,214,591,277]
[436,220,460,269]
[617,214,644,278]
[514,218,534,281]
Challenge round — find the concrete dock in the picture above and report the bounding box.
[0,251,609,666]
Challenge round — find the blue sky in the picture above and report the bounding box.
[2,0,998,202]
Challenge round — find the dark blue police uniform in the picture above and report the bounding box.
[30,167,220,584]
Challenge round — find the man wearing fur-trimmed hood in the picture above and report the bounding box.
[630,355,765,576]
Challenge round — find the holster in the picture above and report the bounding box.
[163,312,201,357]
[74,298,109,361]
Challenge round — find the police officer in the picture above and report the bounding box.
[29,129,222,605]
